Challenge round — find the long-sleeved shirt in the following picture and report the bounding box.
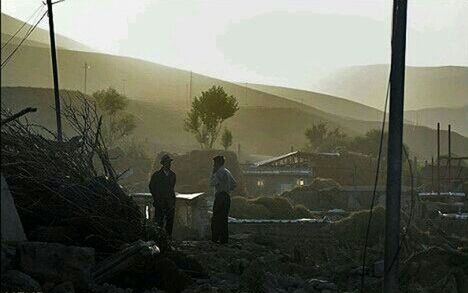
[210,166,237,194]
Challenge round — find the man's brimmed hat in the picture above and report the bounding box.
[160,154,173,164]
[213,155,225,163]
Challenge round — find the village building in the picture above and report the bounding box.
[419,155,468,193]
[242,150,381,195]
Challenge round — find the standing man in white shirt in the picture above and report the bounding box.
[210,155,237,244]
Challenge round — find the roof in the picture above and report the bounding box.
[131,192,206,201]
[254,151,341,167]
[243,170,312,176]
[254,151,298,167]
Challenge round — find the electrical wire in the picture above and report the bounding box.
[359,75,390,293]
[1,10,47,70]
[1,3,45,50]
[384,145,415,275]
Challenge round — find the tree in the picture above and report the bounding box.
[93,87,128,116]
[348,129,387,157]
[92,87,136,144]
[221,128,233,150]
[184,86,239,149]
[304,122,347,152]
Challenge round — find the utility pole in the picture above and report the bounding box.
[46,0,63,141]
[431,156,434,191]
[83,62,90,94]
[437,122,440,195]
[384,1,408,292]
[189,71,193,102]
[448,124,451,191]
[122,79,127,95]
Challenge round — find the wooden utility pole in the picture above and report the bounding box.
[46,0,63,141]
[384,1,408,292]
[83,62,90,94]
[448,124,451,191]
[437,122,441,195]
[189,71,193,102]
[431,156,434,191]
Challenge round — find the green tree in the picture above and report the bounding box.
[304,122,347,152]
[348,129,387,157]
[221,128,233,150]
[184,86,239,149]
[93,87,128,115]
[92,87,136,144]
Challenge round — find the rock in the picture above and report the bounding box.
[1,176,27,242]
[91,283,133,293]
[347,195,361,210]
[240,260,265,292]
[1,270,41,291]
[17,242,95,291]
[349,266,369,276]
[1,243,16,273]
[52,281,75,293]
[142,289,166,293]
[373,260,384,277]
[305,278,337,292]
[229,258,250,275]
[155,257,192,292]
[43,282,57,291]
[93,240,160,284]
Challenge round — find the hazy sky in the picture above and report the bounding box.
[2,0,468,90]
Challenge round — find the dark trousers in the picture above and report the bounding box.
[211,192,231,243]
[154,204,175,236]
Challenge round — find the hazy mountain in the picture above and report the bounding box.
[243,83,383,121]
[1,13,93,52]
[3,87,467,161]
[406,105,468,137]
[1,33,51,48]
[1,14,466,160]
[1,39,375,130]
[318,65,468,110]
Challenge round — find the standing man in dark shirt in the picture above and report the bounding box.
[149,154,176,236]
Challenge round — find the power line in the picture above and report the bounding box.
[1,3,45,50]
[1,10,48,70]
[359,75,390,293]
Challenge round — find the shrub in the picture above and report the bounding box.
[230,196,314,219]
[293,204,313,218]
[252,196,295,219]
[331,206,385,246]
[230,196,271,219]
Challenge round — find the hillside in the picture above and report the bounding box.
[2,87,467,160]
[405,105,468,137]
[244,83,383,121]
[1,13,466,160]
[1,13,92,52]
[318,65,468,110]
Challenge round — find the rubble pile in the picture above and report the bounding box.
[177,239,341,293]
[1,101,144,250]
[1,239,202,293]
[230,196,315,220]
[282,178,349,211]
